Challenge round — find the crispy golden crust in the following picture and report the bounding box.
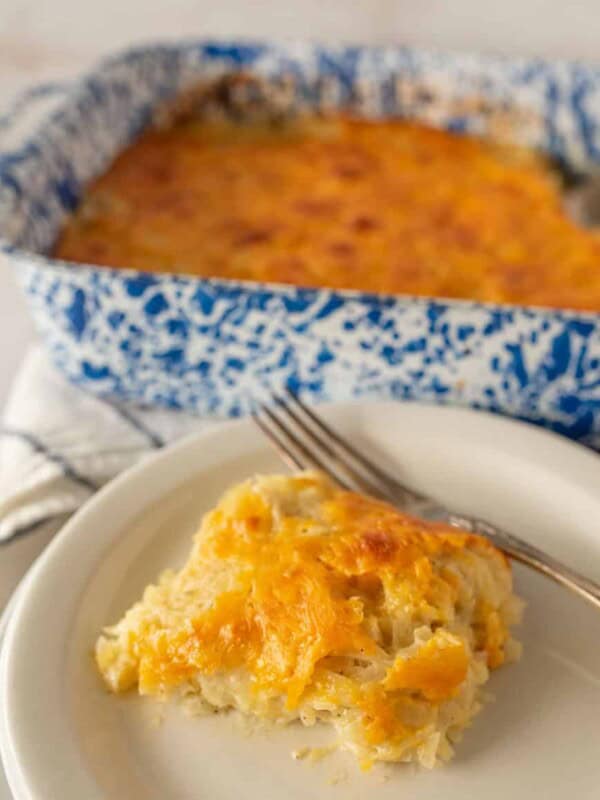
[56,116,600,311]
[95,473,521,768]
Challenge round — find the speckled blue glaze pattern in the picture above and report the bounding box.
[1,40,600,446]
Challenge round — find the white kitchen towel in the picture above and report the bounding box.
[0,346,217,543]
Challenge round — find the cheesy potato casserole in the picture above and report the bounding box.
[55,109,600,311]
[96,472,522,769]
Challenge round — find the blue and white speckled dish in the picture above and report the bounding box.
[1,40,599,445]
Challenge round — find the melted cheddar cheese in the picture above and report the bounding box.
[57,116,600,310]
[96,473,522,769]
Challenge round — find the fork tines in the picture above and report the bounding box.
[252,390,412,505]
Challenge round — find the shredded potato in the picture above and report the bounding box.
[96,472,522,770]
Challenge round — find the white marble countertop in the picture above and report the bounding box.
[2,0,600,409]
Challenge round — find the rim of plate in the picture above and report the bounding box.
[2,401,600,800]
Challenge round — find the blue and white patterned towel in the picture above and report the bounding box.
[0,346,215,544]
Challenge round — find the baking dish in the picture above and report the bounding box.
[1,40,599,446]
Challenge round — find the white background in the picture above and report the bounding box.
[2,0,600,408]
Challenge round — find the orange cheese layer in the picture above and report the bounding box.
[56,117,600,310]
[109,476,511,719]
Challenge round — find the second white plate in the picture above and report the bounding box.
[2,402,600,799]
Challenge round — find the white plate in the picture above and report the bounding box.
[2,402,600,800]
[0,575,32,800]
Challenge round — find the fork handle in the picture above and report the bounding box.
[448,514,600,611]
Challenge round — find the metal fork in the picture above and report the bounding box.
[252,391,600,610]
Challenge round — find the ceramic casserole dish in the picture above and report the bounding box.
[0,40,599,445]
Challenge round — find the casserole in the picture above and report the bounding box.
[52,107,600,311]
[1,40,599,445]
[96,470,522,770]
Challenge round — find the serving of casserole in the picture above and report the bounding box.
[1,41,599,444]
[96,472,522,770]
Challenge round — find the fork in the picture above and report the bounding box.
[252,391,600,610]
